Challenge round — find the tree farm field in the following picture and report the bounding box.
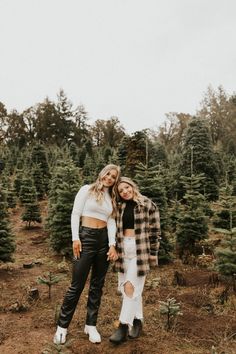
[0,201,236,354]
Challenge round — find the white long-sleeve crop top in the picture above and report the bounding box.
[71,184,116,247]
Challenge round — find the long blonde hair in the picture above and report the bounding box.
[116,176,145,205]
[90,164,121,215]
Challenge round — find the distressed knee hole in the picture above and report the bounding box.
[124,281,134,298]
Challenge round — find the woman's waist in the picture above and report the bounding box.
[81,216,107,228]
[123,229,135,237]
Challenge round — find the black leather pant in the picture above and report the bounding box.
[58,226,109,328]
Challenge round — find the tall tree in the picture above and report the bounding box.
[73,104,90,147]
[0,102,8,144]
[56,89,74,144]
[118,131,148,177]
[34,98,64,145]
[178,117,220,201]
[47,160,82,254]
[176,174,209,262]
[91,117,125,148]
[197,85,236,151]
[134,163,172,264]
[5,110,27,148]
[212,186,236,286]
[157,112,192,153]
[31,143,50,195]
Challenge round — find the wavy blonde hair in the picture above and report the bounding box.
[116,176,145,205]
[89,164,121,215]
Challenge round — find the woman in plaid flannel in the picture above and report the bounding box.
[109,177,161,344]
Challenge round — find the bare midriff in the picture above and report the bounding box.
[123,229,135,237]
[81,216,107,228]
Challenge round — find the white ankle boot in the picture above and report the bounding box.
[84,325,101,343]
[53,325,67,344]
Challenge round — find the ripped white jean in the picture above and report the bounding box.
[118,237,146,326]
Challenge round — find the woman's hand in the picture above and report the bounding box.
[107,245,118,262]
[73,240,82,259]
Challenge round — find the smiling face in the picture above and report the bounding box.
[102,168,119,188]
[117,182,134,200]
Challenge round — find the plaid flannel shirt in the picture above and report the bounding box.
[115,196,161,276]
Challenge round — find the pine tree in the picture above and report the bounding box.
[69,142,80,166]
[13,168,24,197]
[47,160,82,255]
[178,118,219,201]
[176,174,209,261]
[31,143,50,195]
[134,162,172,264]
[7,183,17,209]
[0,187,15,262]
[159,297,183,330]
[212,186,236,285]
[32,163,45,199]
[19,176,42,228]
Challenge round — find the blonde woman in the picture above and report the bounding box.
[54,164,120,345]
[110,177,161,344]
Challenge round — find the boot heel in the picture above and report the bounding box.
[128,319,142,339]
[109,323,128,344]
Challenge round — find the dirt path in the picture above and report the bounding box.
[0,202,236,353]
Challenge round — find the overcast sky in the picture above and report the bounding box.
[0,0,235,134]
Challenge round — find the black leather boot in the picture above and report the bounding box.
[109,323,128,344]
[128,319,142,339]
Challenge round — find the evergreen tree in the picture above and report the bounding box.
[47,160,82,254]
[178,118,219,201]
[73,104,90,147]
[212,181,236,230]
[117,135,130,173]
[56,89,74,144]
[213,186,236,284]
[134,162,172,264]
[19,176,42,228]
[168,195,182,235]
[6,182,17,209]
[68,142,80,166]
[176,174,209,262]
[0,187,15,262]
[151,142,169,168]
[31,143,50,195]
[13,168,24,197]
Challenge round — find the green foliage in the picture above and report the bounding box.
[134,162,173,264]
[21,203,42,228]
[18,175,42,228]
[118,131,148,177]
[212,186,236,281]
[178,117,220,201]
[159,297,183,330]
[0,187,15,262]
[212,186,236,230]
[198,85,236,153]
[37,272,64,299]
[31,143,50,195]
[47,160,82,254]
[176,174,209,260]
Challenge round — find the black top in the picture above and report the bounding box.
[122,200,136,229]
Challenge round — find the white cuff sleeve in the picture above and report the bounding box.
[107,217,116,247]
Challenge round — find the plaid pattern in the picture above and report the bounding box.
[115,197,161,276]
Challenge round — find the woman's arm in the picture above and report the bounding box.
[71,184,90,241]
[148,201,161,255]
